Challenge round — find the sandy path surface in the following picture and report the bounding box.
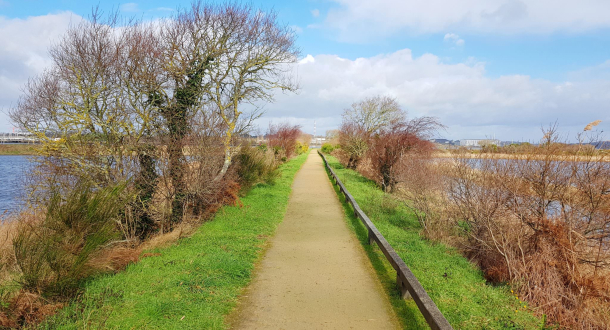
[231,151,399,330]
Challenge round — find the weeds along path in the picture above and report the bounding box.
[231,151,399,330]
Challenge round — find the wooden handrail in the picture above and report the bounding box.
[318,151,453,330]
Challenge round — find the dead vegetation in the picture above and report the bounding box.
[332,106,610,329]
[399,126,610,329]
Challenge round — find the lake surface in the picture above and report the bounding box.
[0,155,34,216]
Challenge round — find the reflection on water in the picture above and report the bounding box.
[0,155,34,217]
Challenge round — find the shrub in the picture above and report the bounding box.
[13,182,127,298]
[235,145,279,193]
[268,122,302,159]
[321,143,335,154]
[403,126,610,329]
[294,141,309,155]
[367,117,441,192]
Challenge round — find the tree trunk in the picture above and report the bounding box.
[163,55,213,228]
[214,141,233,182]
[134,145,158,238]
[168,135,186,225]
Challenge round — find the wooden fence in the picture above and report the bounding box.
[318,151,453,330]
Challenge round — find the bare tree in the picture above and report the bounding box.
[342,95,404,134]
[338,121,369,169]
[145,2,299,223]
[167,2,300,181]
[10,2,301,232]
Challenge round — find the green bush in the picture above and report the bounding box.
[295,141,309,155]
[236,145,279,193]
[321,143,336,154]
[13,182,127,298]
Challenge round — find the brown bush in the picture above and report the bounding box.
[268,122,302,159]
[388,123,610,328]
[367,121,436,192]
[437,128,610,329]
[396,157,452,241]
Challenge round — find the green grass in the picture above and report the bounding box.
[39,154,308,330]
[322,154,541,330]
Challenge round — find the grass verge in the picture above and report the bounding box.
[323,154,541,330]
[38,153,308,330]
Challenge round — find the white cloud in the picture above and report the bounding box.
[120,3,140,13]
[0,12,82,131]
[259,50,610,140]
[311,9,320,18]
[0,13,607,141]
[324,0,610,39]
[444,33,465,47]
[299,54,315,64]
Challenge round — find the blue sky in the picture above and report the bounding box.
[1,0,609,140]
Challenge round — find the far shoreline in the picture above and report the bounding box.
[0,144,40,156]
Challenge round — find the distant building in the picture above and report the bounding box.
[431,138,457,145]
[311,137,326,145]
[459,139,500,147]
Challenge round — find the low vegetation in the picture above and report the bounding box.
[428,127,610,329]
[323,154,540,329]
[235,145,280,194]
[321,143,336,154]
[36,153,306,329]
[329,106,609,329]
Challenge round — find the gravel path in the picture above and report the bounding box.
[231,151,399,330]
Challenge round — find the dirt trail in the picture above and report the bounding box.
[231,151,399,330]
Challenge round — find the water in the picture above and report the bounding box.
[0,156,34,216]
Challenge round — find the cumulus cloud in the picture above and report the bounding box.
[324,0,610,39]
[311,9,320,18]
[444,33,465,46]
[0,13,607,141]
[0,12,81,131]
[257,51,610,140]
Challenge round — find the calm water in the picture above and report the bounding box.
[0,155,34,216]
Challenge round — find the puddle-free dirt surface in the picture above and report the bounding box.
[231,151,399,330]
